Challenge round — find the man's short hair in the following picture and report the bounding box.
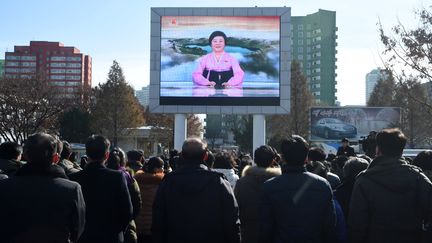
[376,128,407,157]
[24,133,57,167]
[60,141,72,160]
[413,150,432,171]
[107,147,126,170]
[280,135,309,166]
[254,145,276,168]
[147,156,164,173]
[343,157,369,181]
[85,135,110,161]
[213,151,235,169]
[308,147,326,162]
[0,142,22,160]
[127,150,143,162]
[181,138,206,162]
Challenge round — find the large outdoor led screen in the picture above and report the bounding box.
[160,16,280,106]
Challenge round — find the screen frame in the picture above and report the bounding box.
[149,7,291,114]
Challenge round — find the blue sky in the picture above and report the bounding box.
[1,0,424,105]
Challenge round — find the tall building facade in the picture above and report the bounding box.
[291,9,338,105]
[135,85,150,107]
[0,60,4,77]
[365,68,387,103]
[4,41,91,98]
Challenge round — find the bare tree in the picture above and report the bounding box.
[0,76,70,143]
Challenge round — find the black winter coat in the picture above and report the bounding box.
[0,158,24,176]
[260,165,337,243]
[334,180,355,221]
[69,162,133,243]
[234,165,281,243]
[0,163,86,243]
[152,163,240,243]
[348,156,432,243]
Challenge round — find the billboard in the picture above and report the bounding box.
[160,16,280,106]
[310,107,401,141]
[149,8,291,114]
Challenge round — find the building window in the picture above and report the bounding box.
[51,75,66,80]
[21,62,36,67]
[20,68,36,73]
[51,69,66,73]
[298,39,303,45]
[297,55,303,60]
[66,69,81,74]
[6,56,20,60]
[51,63,67,67]
[51,56,67,61]
[21,56,36,61]
[298,32,303,38]
[298,24,303,30]
[5,68,20,73]
[50,81,66,86]
[65,81,81,86]
[298,47,303,52]
[5,62,19,66]
[65,75,81,81]
[66,56,82,61]
[66,63,81,68]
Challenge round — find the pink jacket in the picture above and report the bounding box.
[192,52,244,86]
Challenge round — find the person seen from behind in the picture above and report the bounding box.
[260,135,337,243]
[348,128,432,243]
[234,145,281,243]
[152,138,240,243]
[134,156,165,243]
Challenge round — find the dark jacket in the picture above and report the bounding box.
[333,180,355,221]
[348,156,432,243]
[0,158,24,176]
[336,146,355,157]
[260,165,337,243]
[69,162,133,243]
[234,165,281,243]
[152,163,240,243]
[0,163,85,243]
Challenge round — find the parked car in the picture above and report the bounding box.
[312,118,357,139]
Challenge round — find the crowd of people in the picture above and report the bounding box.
[0,128,432,243]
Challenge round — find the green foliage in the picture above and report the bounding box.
[90,60,145,146]
[59,108,92,143]
[268,60,312,142]
[367,70,396,107]
[204,115,222,149]
[232,115,253,154]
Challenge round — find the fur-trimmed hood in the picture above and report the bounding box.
[241,165,281,181]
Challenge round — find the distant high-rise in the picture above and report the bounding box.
[0,59,4,77]
[136,85,150,107]
[366,68,387,103]
[4,41,91,98]
[291,9,338,105]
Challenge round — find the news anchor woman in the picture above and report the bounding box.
[192,31,244,89]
